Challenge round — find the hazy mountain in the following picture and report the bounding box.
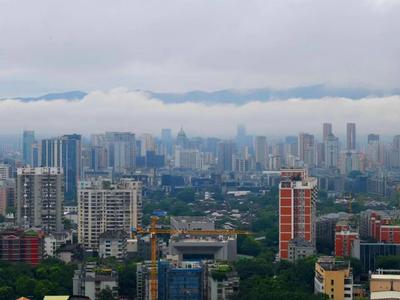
[4,85,400,104]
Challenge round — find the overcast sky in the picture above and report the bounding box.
[0,0,399,96]
[0,0,399,137]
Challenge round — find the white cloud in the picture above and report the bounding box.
[1,89,399,138]
[0,0,399,96]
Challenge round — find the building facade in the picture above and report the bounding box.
[279,169,317,260]
[16,167,64,233]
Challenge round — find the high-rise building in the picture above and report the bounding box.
[16,167,64,233]
[314,256,353,300]
[298,133,315,166]
[279,169,317,260]
[325,133,339,168]
[61,134,82,202]
[176,127,189,149]
[22,130,35,166]
[41,134,82,202]
[346,123,356,150]
[78,179,142,250]
[217,141,235,172]
[105,132,136,173]
[174,146,201,169]
[254,136,267,170]
[323,123,332,141]
[140,133,156,156]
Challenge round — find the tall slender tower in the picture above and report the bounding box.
[22,130,35,165]
[298,133,315,166]
[346,123,356,150]
[322,123,332,141]
[254,136,267,170]
[279,169,317,260]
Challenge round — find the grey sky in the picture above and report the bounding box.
[0,0,399,96]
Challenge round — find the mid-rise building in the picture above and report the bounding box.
[287,237,315,263]
[16,167,64,233]
[0,229,42,265]
[279,169,317,260]
[206,262,239,300]
[78,179,142,249]
[73,262,118,300]
[370,269,400,300]
[314,256,353,300]
[98,230,128,260]
[335,224,359,257]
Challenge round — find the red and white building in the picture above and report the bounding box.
[279,169,317,260]
[334,223,359,257]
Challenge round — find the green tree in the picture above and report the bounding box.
[238,236,262,256]
[98,286,116,300]
[15,276,35,298]
[0,286,14,300]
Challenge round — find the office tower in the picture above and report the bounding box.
[279,169,317,260]
[217,140,236,172]
[0,164,10,180]
[254,136,267,170]
[315,142,325,167]
[78,179,142,249]
[61,134,82,202]
[314,257,353,300]
[325,134,339,168]
[161,128,173,155]
[346,123,356,150]
[105,132,136,174]
[22,130,35,165]
[16,167,64,233]
[176,127,188,149]
[298,133,315,166]
[322,123,332,141]
[41,134,82,202]
[391,135,400,168]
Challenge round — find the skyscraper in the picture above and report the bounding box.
[41,134,82,202]
[346,123,356,150]
[16,167,64,233]
[254,136,267,170]
[22,130,35,165]
[176,127,188,149]
[279,169,317,260]
[325,133,339,168]
[322,123,332,141]
[105,132,136,173]
[78,179,142,249]
[298,133,315,166]
[217,140,235,172]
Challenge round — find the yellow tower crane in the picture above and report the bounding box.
[133,216,250,300]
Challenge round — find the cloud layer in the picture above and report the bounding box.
[0,0,400,96]
[2,89,399,138]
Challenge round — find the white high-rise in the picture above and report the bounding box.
[78,179,142,249]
